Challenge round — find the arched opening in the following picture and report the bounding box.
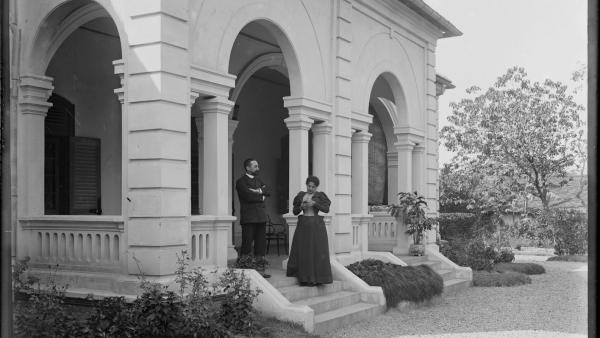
[367,74,399,206]
[44,14,123,215]
[190,20,305,258]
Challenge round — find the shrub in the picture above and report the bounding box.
[494,247,515,263]
[441,237,500,271]
[547,255,588,262]
[473,271,531,287]
[548,209,588,256]
[346,259,443,309]
[13,251,262,338]
[494,262,545,275]
[439,213,478,240]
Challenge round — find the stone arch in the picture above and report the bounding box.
[353,33,423,129]
[191,0,327,101]
[22,0,126,75]
[229,52,287,104]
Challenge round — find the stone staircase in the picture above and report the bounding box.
[268,269,384,335]
[395,255,472,295]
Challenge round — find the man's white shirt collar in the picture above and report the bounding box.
[246,173,255,179]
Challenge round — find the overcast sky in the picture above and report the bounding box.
[423,0,588,165]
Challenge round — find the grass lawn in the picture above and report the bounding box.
[547,255,587,262]
[472,270,532,287]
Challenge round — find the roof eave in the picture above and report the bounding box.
[397,0,462,38]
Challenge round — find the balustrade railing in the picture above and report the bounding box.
[19,216,125,272]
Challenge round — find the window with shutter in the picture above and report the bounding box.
[69,137,101,214]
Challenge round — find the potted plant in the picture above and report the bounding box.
[389,192,436,256]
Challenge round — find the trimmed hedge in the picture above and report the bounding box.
[493,262,545,275]
[346,259,443,309]
[548,255,588,262]
[439,213,478,240]
[473,271,531,287]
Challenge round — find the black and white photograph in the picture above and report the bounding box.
[0,0,594,337]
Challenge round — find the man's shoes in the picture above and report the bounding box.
[260,273,271,278]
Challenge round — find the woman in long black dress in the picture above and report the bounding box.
[286,176,333,286]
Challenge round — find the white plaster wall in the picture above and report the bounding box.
[232,76,290,245]
[189,0,332,102]
[46,23,122,215]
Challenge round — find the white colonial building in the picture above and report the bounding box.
[6,0,470,332]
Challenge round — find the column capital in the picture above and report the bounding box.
[394,141,415,152]
[112,59,125,104]
[283,96,332,122]
[284,114,314,131]
[413,144,426,153]
[198,96,235,116]
[351,130,372,143]
[19,74,54,116]
[312,122,333,135]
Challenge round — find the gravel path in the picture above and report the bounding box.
[323,260,588,338]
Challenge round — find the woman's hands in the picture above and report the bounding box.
[301,199,315,209]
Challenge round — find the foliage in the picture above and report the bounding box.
[441,67,586,210]
[493,262,545,275]
[346,259,443,309]
[13,251,263,338]
[13,260,87,337]
[507,208,588,255]
[389,192,436,244]
[440,237,498,271]
[547,255,588,262]
[549,209,588,255]
[494,247,515,263]
[438,213,478,239]
[472,270,532,287]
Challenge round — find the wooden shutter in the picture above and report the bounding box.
[69,136,101,214]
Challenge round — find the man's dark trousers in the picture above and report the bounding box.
[240,222,266,256]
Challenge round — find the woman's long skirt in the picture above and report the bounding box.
[286,215,333,284]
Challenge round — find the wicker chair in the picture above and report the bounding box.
[265,215,288,255]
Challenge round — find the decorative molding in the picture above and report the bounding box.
[197,96,235,116]
[19,216,125,232]
[311,122,333,135]
[284,114,314,131]
[19,74,54,116]
[283,96,332,122]
[190,64,236,99]
[350,110,373,131]
[351,130,372,143]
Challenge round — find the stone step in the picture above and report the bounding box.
[277,281,345,302]
[443,278,471,296]
[268,275,299,288]
[436,269,455,281]
[313,302,384,335]
[396,255,429,264]
[294,290,361,315]
[415,260,442,270]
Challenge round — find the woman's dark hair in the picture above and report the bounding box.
[306,175,320,187]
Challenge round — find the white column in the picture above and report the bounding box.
[312,122,334,255]
[283,114,313,256]
[199,97,234,216]
[396,142,414,193]
[351,131,371,214]
[393,142,414,255]
[227,120,239,259]
[18,74,54,216]
[412,145,425,196]
[311,122,332,195]
[386,152,399,204]
[193,116,204,214]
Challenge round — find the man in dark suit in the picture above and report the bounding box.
[236,158,271,278]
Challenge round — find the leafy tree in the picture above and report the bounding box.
[441,67,585,210]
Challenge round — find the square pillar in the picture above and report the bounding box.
[395,142,414,193]
[125,2,191,276]
[17,75,54,217]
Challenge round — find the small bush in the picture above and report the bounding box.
[549,209,588,256]
[473,271,531,287]
[346,259,443,309]
[439,213,478,239]
[494,247,515,263]
[493,262,545,275]
[548,255,588,262]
